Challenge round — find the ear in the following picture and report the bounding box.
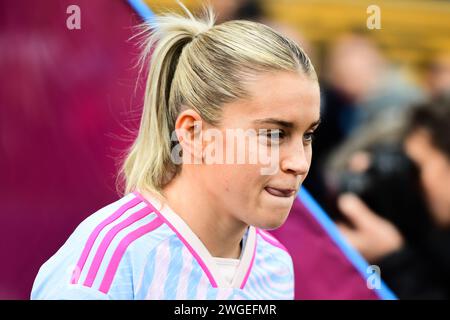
[174,109,204,164]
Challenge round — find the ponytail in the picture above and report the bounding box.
[120,3,215,196]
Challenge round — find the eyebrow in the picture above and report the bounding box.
[252,118,321,130]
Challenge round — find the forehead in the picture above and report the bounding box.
[221,71,321,129]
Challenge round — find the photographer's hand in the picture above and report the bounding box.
[336,193,405,263]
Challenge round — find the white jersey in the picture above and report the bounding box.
[31,191,294,299]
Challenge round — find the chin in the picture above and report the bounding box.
[254,209,290,230]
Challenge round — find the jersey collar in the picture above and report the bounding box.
[133,190,257,289]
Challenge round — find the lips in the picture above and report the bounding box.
[264,186,296,198]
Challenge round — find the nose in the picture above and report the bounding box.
[280,142,310,177]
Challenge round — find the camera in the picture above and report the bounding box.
[337,143,432,246]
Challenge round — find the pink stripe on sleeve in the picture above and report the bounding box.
[70,196,142,284]
[98,217,164,294]
[83,206,154,287]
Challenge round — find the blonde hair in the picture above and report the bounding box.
[120,3,317,197]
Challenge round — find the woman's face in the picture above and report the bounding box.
[405,129,450,227]
[198,71,321,230]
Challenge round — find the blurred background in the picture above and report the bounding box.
[1,0,449,299]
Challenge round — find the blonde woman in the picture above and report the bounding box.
[31,4,320,300]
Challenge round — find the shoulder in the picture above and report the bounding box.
[256,228,291,255]
[32,192,174,299]
[255,228,293,272]
[249,228,294,299]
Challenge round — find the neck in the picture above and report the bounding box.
[157,169,247,259]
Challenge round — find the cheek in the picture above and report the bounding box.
[218,165,268,223]
[302,145,314,176]
[307,145,313,166]
[439,164,450,208]
[215,164,264,193]
[421,167,438,200]
[423,161,445,193]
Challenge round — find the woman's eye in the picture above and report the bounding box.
[259,129,285,144]
[267,129,285,141]
[303,132,315,143]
